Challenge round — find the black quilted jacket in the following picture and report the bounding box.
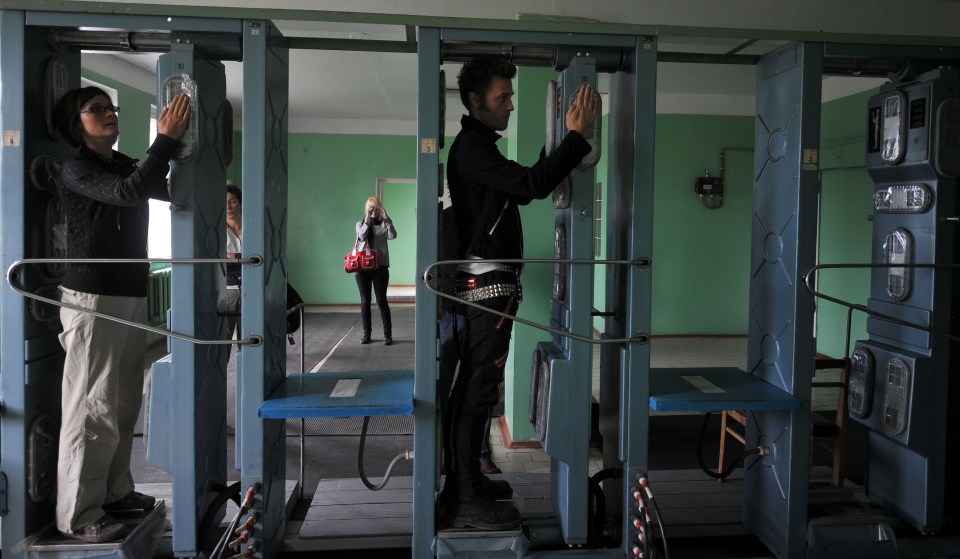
[58,134,178,297]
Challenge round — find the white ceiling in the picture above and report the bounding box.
[78,13,901,135]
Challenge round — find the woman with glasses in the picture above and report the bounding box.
[354,196,397,345]
[51,86,190,543]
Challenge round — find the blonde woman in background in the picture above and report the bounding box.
[354,196,397,345]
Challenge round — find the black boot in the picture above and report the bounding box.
[360,304,372,344]
[442,495,520,530]
[380,306,393,345]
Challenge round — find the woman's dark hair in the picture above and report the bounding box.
[457,55,517,110]
[52,86,114,148]
[226,183,242,206]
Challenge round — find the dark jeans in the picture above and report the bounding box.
[439,309,496,474]
[480,411,493,463]
[439,309,464,473]
[355,267,392,338]
[443,295,517,501]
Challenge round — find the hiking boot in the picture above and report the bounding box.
[440,474,512,503]
[480,476,513,500]
[442,497,521,530]
[62,514,128,543]
[480,461,502,475]
[104,491,156,512]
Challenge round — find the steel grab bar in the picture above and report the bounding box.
[6,256,265,347]
[422,257,651,345]
[801,262,960,344]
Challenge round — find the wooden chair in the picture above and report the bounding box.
[718,355,849,487]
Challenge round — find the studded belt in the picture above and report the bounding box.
[454,282,522,303]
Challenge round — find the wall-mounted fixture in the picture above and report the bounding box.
[694,158,724,209]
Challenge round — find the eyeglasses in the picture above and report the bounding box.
[80,104,120,115]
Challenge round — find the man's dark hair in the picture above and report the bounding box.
[226,182,242,206]
[457,55,517,110]
[52,86,114,148]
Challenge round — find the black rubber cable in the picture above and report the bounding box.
[358,415,409,491]
[198,481,241,558]
[646,487,670,559]
[696,411,762,480]
[642,506,652,559]
[587,468,620,546]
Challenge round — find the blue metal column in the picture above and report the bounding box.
[0,11,79,557]
[745,41,821,559]
[239,19,289,559]
[542,56,598,545]
[150,44,229,556]
[854,68,960,533]
[413,25,440,559]
[600,35,657,557]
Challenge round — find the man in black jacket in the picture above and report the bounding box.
[442,55,596,530]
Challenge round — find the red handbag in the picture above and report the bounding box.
[344,238,380,273]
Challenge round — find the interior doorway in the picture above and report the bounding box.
[377,178,416,301]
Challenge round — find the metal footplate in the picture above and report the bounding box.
[434,527,528,559]
[24,501,166,559]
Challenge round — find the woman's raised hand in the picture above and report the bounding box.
[157,93,191,140]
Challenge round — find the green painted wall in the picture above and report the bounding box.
[381,181,418,286]
[503,66,557,442]
[652,115,755,334]
[815,88,878,358]
[228,130,242,186]
[286,134,419,305]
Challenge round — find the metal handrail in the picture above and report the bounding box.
[422,257,652,345]
[6,256,265,347]
[801,262,960,344]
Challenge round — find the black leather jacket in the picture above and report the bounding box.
[446,115,592,264]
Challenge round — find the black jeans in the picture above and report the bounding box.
[439,308,496,474]
[445,294,517,501]
[355,267,392,338]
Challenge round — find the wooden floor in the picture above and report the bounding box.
[282,466,877,558]
[289,470,755,550]
[128,309,861,558]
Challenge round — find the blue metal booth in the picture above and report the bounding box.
[1,5,960,559]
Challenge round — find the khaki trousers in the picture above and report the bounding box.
[57,288,147,532]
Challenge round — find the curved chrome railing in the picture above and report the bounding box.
[801,262,960,347]
[6,256,265,347]
[422,257,652,345]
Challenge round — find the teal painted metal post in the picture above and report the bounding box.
[414,25,441,558]
[0,13,79,556]
[240,19,290,559]
[1,12,31,557]
[624,34,658,485]
[544,56,599,545]
[602,35,657,556]
[745,41,821,559]
[158,44,230,556]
